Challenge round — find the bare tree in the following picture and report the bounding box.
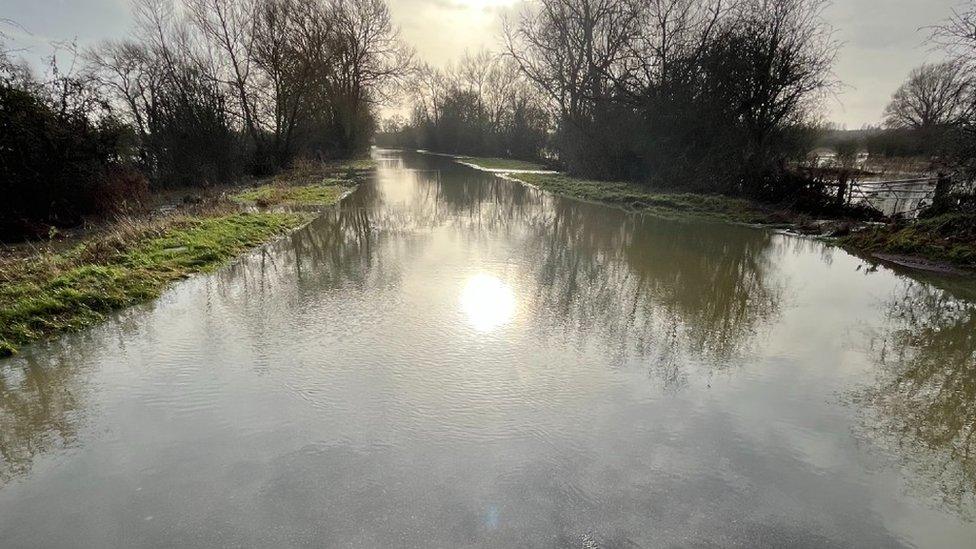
[184,0,264,150]
[85,41,156,140]
[321,0,412,153]
[393,50,549,158]
[0,19,33,88]
[884,62,972,129]
[87,0,410,172]
[331,0,412,105]
[718,0,838,150]
[504,0,640,121]
[931,2,976,73]
[929,3,976,186]
[617,0,728,99]
[410,62,448,125]
[251,0,333,163]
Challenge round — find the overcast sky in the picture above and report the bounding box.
[2,0,965,127]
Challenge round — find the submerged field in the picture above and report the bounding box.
[485,152,976,279]
[512,174,976,271]
[493,164,975,272]
[422,152,782,226]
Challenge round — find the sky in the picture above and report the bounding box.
[1,0,966,128]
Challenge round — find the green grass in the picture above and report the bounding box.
[458,157,548,171]
[0,154,376,358]
[842,213,976,268]
[332,158,378,172]
[283,158,376,185]
[233,157,374,207]
[512,173,781,224]
[0,211,310,357]
[234,181,350,207]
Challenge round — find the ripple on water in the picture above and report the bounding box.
[1,151,975,548]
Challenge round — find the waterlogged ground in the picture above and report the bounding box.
[1,150,975,548]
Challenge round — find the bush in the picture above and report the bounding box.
[95,165,150,215]
[0,82,140,240]
[143,64,243,188]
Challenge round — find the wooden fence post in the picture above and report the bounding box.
[931,172,953,214]
[836,171,848,206]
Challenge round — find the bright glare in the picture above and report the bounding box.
[460,274,516,332]
[455,0,519,8]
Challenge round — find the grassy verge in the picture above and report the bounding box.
[233,158,371,207]
[234,182,350,207]
[842,213,976,270]
[458,156,549,171]
[511,173,783,224]
[0,156,376,358]
[482,160,976,273]
[0,207,311,357]
[277,157,375,186]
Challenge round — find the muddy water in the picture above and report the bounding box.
[1,150,975,548]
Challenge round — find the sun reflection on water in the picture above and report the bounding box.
[460,273,516,332]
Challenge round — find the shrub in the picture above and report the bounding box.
[0,81,140,240]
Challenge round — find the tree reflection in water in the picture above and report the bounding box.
[525,196,784,386]
[856,279,976,516]
[278,159,786,388]
[0,299,166,487]
[0,154,788,485]
[0,346,88,486]
[3,152,976,547]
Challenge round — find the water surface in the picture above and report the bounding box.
[1,150,975,547]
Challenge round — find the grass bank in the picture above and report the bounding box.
[233,158,373,207]
[458,156,549,171]
[842,213,976,271]
[427,151,776,224]
[0,207,312,357]
[234,182,350,207]
[511,173,783,224]
[451,156,976,274]
[0,157,376,358]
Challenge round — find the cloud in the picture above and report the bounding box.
[388,0,526,66]
[823,0,960,127]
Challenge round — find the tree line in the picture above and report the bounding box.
[383,0,838,202]
[6,0,976,240]
[1,0,408,239]
[379,0,976,216]
[827,61,975,161]
[376,52,550,161]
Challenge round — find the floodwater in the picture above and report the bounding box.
[2,150,976,548]
[857,179,936,218]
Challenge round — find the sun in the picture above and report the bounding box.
[460,274,517,332]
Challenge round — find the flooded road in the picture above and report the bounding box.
[1,150,975,547]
